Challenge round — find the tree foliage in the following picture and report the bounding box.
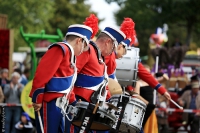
[49,0,93,34]
[106,0,200,56]
[0,0,94,51]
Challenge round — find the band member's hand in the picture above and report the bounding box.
[163,92,171,100]
[32,103,42,111]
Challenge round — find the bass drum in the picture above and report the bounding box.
[116,47,140,87]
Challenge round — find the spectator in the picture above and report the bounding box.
[0,86,4,103]
[178,74,199,96]
[0,68,10,90]
[0,86,4,130]
[178,81,200,133]
[14,69,28,86]
[22,68,30,83]
[4,72,24,133]
[15,112,33,133]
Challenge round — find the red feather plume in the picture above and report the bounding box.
[83,14,99,39]
[120,18,136,45]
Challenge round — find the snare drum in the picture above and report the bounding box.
[115,47,140,87]
[122,96,146,132]
[109,95,146,133]
[71,101,116,131]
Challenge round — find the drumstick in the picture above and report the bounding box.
[38,111,44,133]
[93,103,99,114]
[170,99,183,109]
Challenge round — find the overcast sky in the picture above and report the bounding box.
[85,0,120,30]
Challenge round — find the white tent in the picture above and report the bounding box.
[12,52,27,63]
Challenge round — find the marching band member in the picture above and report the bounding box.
[105,18,171,100]
[105,18,136,80]
[29,22,95,133]
[73,20,126,103]
[69,15,126,133]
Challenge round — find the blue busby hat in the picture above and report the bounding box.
[102,26,126,47]
[66,24,93,45]
[121,38,131,48]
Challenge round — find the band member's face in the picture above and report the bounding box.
[107,39,115,56]
[74,38,87,56]
[116,44,126,59]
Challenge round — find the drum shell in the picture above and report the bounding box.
[109,95,146,132]
[116,47,140,86]
[71,101,116,131]
[122,97,146,131]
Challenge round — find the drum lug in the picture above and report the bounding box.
[122,113,128,122]
[99,112,105,118]
[67,105,78,116]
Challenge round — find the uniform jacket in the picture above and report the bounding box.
[29,42,76,103]
[73,43,108,102]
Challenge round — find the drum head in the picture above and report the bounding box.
[108,78,122,96]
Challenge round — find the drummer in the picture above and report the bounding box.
[105,18,171,101]
[105,18,136,81]
[67,15,126,133]
[29,22,96,133]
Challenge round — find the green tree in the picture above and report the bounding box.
[106,0,200,56]
[49,0,94,35]
[0,0,95,51]
[0,0,55,51]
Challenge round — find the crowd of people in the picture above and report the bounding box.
[0,68,35,133]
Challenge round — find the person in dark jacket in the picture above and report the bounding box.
[178,74,199,96]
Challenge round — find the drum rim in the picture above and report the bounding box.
[97,109,116,121]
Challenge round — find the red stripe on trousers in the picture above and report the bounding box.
[43,102,47,133]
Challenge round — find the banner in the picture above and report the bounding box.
[0,30,10,69]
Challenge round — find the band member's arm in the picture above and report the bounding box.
[29,46,64,103]
[76,51,89,73]
[138,63,166,95]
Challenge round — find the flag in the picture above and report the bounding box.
[144,110,158,133]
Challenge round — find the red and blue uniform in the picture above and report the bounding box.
[74,44,108,102]
[68,43,111,133]
[29,42,76,133]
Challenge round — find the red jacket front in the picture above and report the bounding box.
[73,44,110,102]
